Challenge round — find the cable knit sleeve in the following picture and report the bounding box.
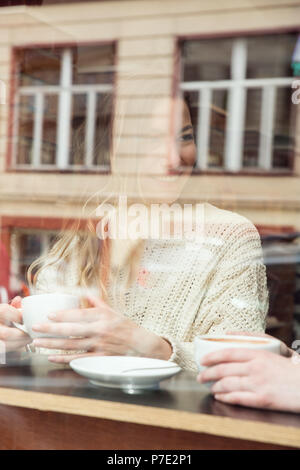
[163,220,269,372]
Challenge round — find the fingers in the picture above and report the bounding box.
[33,337,95,351]
[5,338,32,352]
[214,391,261,408]
[48,352,105,364]
[201,348,265,367]
[0,323,31,351]
[32,321,93,338]
[198,362,249,384]
[0,304,22,324]
[279,343,294,358]
[0,324,29,341]
[47,307,102,323]
[47,300,115,323]
[211,376,251,394]
[10,296,22,309]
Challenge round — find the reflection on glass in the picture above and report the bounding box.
[16,95,34,165]
[70,94,87,166]
[247,34,297,79]
[181,33,298,172]
[72,45,114,85]
[0,0,299,429]
[12,230,58,286]
[14,45,114,170]
[17,48,61,87]
[41,94,58,165]
[94,93,112,167]
[18,233,42,281]
[182,38,232,82]
[209,89,227,168]
[243,88,262,167]
[272,87,296,169]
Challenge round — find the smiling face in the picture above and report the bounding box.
[137,96,197,203]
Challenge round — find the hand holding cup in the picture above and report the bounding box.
[0,296,31,351]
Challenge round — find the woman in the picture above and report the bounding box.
[0,91,269,371]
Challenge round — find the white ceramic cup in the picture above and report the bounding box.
[14,293,79,339]
[194,334,281,388]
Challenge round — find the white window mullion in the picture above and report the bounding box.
[181,77,294,91]
[196,88,212,169]
[85,91,97,167]
[32,92,44,167]
[56,49,72,169]
[224,39,247,172]
[258,86,276,170]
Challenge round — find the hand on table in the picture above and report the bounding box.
[32,296,172,364]
[197,348,300,413]
[0,296,31,351]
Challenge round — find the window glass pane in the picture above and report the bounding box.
[182,39,232,82]
[48,233,58,247]
[72,45,114,85]
[2,1,300,422]
[15,231,58,284]
[243,88,262,168]
[14,45,114,171]
[70,93,87,165]
[247,34,297,79]
[181,34,297,172]
[18,233,42,281]
[209,89,227,168]
[272,87,296,169]
[16,95,34,165]
[41,94,58,165]
[17,48,61,86]
[94,93,112,167]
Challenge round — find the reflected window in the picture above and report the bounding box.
[10,229,58,288]
[181,33,298,172]
[12,45,114,171]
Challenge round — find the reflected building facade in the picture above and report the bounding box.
[0,0,299,343]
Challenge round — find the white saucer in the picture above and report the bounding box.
[70,356,181,394]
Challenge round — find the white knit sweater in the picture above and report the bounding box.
[34,203,268,371]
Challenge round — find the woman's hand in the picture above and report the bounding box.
[197,348,300,413]
[31,296,173,364]
[0,296,31,352]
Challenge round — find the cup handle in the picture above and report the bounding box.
[13,321,28,334]
[12,307,28,334]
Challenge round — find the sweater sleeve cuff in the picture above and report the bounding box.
[161,334,180,364]
[160,334,198,373]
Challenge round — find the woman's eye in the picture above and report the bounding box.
[179,133,194,142]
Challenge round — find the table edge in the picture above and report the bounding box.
[0,387,299,448]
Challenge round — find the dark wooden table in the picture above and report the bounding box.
[0,353,299,450]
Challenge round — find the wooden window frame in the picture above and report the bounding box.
[176,28,300,176]
[6,40,117,174]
